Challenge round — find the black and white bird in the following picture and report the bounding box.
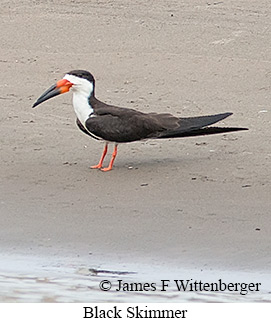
[32,70,247,171]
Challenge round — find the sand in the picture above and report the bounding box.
[0,0,271,301]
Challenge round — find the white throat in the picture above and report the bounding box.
[63,74,94,126]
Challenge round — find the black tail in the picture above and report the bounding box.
[160,126,247,139]
[158,112,248,139]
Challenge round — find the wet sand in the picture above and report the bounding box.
[1,1,271,301]
[0,252,270,302]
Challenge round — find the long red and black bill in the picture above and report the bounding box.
[32,79,73,108]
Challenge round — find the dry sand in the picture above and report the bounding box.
[0,0,271,301]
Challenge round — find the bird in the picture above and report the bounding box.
[32,70,247,171]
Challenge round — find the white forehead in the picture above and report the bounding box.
[64,73,93,95]
[63,73,91,85]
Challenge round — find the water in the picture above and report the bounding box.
[0,253,270,302]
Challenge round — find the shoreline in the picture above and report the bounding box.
[0,251,270,302]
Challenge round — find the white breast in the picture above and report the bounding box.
[72,92,94,126]
[63,73,94,127]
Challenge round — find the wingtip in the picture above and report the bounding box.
[223,112,233,118]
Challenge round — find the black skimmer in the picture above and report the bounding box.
[32,70,247,171]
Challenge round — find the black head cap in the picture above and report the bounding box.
[67,70,95,84]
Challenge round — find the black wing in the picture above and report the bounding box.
[86,97,247,142]
[85,106,166,143]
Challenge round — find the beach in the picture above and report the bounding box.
[0,0,271,302]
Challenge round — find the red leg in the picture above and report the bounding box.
[101,144,118,172]
[91,143,108,169]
